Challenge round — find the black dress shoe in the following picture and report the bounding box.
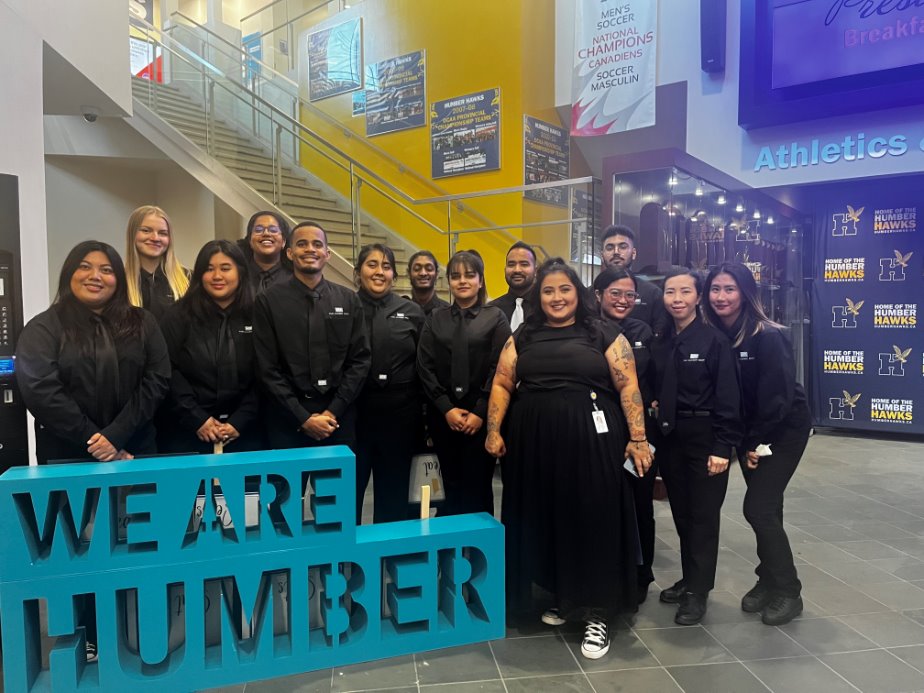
[674,592,707,625]
[741,582,773,613]
[659,579,687,604]
[638,579,653,604]
[762,595,803,626]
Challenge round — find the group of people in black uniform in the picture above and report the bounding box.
[15,208,810,662]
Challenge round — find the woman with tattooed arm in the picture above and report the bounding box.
[485,258,652,661]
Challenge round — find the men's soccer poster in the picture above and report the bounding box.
[811,183,924,434]
[430,88,500,179]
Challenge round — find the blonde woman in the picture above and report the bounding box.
[124,205,190,320]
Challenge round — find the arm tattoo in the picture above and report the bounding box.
[620,386,646,440]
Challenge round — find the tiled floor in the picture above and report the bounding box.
[4,432,924,692]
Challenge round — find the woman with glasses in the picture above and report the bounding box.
[158,240,263,454]
[593,267,658,602]
[124,205,190,321]
[239,211,291,293]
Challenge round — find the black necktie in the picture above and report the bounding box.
[658,337,679,435]
[215,312,239,399]
[370,302,390,388]
[259,270,273,292]
[92,315,120,425]
[308,290,331,393]
[450,308,470,399]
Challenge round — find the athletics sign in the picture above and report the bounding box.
[0,448,504,692]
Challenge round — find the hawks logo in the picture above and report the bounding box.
[880,250,913,281]
[829,390,861,420]
[832,205,863,237]
[832,298,863,328]
[879,345,912,376]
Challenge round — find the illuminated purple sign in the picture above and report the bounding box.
[772,0,924,89]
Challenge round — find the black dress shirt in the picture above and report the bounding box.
[247,258,290,294]
[612,316,655,406]
[651,317,742,458]
[726,323,811,450]
[139,267,180,322]
[160,301,259,433]
[417,303,511,420]
[357,290,425,389]
[404,293,449,317]
[16,304,170,457]
[632,277,671,338]
[254,276,371,424]
[488,291,534,325]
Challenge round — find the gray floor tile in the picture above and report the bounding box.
[200,687,246,693]
[858,581,924,610]
[905,609,924,628]
[419,683,505,692]
[815,560,900,585]
[630,597,686,630]
[704,621,810,661]
[699,589,763,626]
[839,612,924,647]
[635,626,734,667]
[834,540,914,561]
[503,674,594,691]
[820,649,924,693]
[667,662,770,693]
[888,644,924,674]
[586,667,683,692]
[744,655,857,693]
[490,633,581,679]
[246,669,332,692]
[558,625,659,672]
[802,524,868,542]
[779,616,878,654]
[869,557,924,580]
[802,583,890,615]
[794,542,865,566]
[331,655,417,693]
[415,644,500,685]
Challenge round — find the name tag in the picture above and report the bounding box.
[690,353,699,359]
[378,374,388,382]
[395,312,406,319]
[740,351,748,358]
[634,341,643,347]
[334,307,344,314]
[317,379,328,387]
[592,410,609,434]
[240,325,253,333]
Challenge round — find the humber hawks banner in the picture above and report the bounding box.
[571,0,657,136]
[811,186,924,434]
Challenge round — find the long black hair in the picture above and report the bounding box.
[180,240,254,321]
[54,240,143,343]
[702,262,780,346]
[525,257,597,332]
[447,249,488,306]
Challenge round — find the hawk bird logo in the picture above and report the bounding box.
[894,250,913,268]
[893,345,912,363]
[846,298,864,316]
[842,390,861,408]
[847,205,865,223]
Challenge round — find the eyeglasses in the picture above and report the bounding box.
[603,289,639,301]
[253,225,282,235]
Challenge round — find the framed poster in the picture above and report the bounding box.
[523,115,569,207]
[306,17,363,102]
[365,50,426,136]
[430,88,500,179]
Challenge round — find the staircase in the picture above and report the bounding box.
[130,77,420,293]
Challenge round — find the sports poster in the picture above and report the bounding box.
[306,18,363,102]
[365,51,426,136]
[523,116,569,207]
[811,187,923,434]
[430,88,500,179]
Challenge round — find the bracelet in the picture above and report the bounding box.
[630,438,647,444]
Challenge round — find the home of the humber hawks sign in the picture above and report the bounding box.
[0,447,505,692]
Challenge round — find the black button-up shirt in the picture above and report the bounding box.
[139,267,179,322]
[488,290,534,325]
[632,277,671,338]
[417,303,511,420]
[358,290,425,389]
[254,276,371,424]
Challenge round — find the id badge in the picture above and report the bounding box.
[592,410,609,434]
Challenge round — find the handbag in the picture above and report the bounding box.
[408,451,446,503]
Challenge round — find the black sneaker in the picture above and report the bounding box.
[674,591,707,625]
[580,616,610,659]
[741,582,773,613]
[659,579,686,604]
[762,595,803,626]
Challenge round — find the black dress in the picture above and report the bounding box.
[502,321,639,621]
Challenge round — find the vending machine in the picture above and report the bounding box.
[0,174,28,473]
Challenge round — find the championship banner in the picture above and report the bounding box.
[365,50,426,137]
[430,88,500,179]
[306,17,363,102]
[524,116,569,207]
[810,187,923,434]
[571,0,657,136]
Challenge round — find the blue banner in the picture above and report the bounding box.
[365,50,426,136]
[430,88,501,179]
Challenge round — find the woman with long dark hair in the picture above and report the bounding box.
[124,205,190,320]
[239,210,291,293]
[353,243,425,523]
[486,258,652,660]
[16,240,171,463]
[651,268,742,625]
[158,240,262,453]
[417,249,510,516]
[593,266,658,602]
[703,262,810,625]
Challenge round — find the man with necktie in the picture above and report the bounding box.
[488,241,537,332]
[254,221,371,449]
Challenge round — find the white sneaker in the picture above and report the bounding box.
[580,617,610,659]
[540,607,566,626]
[85,642,98,663]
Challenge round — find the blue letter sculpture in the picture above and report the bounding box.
[0,447,505,691]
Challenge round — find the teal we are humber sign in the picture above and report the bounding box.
[0,448,505,692]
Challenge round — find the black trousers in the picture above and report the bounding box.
[738,426,808,598]
[659,416,729,595]
[428,409,495,517]
[631,464,657,586]
[355,388,421,524]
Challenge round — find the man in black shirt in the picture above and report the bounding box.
[488,241,536,331]
[254,222,371,449]
[406,250,449,316]
[601,225,670,337]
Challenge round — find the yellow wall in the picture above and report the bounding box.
[297,0,560,296]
